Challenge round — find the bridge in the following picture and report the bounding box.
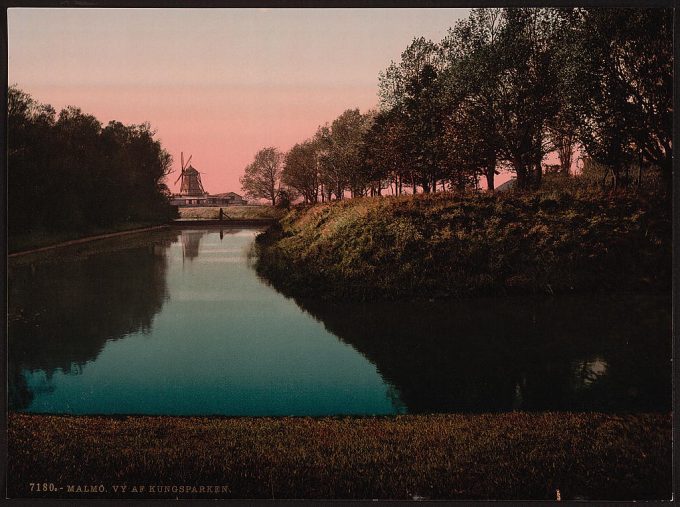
[171,218,277,228]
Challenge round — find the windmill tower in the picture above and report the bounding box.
[174,152,207,196]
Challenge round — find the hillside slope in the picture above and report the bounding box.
[255,191,671,300]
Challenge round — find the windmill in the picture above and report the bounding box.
[174,152,207,196]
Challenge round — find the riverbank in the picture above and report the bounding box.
[255,190,671,300]
[8,221,171,255]
[179,205,284,220]
[8,412,670,500]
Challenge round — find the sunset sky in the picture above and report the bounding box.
[8,8,471,194]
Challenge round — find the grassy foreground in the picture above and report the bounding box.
[8,412,670,500]
[255,189,670,299]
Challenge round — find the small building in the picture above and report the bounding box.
[170,191,248,207]
[210,192,248,206]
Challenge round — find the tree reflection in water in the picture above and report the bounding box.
[8,228,671,415]
[278,293,671,413]
[8,230,179,410]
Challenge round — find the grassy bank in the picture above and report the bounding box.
[8,412,670,500]
[179,205,283,220]
[255,189,670,300]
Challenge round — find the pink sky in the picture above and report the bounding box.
[8,8,474,195]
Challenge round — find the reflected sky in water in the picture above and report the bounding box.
[8,228,671,415]
[9,229,403,415]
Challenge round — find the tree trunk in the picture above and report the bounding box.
[485,158,496,191]
[533,161,542,189]
[514,157,529,190]
[558,138,573,175]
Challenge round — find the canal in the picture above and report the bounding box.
[8,228,671,415]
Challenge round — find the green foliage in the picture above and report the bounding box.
[8,86,175,242]
[256,188,670,300]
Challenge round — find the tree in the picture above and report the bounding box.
[379,37,446,193]
[283,140,320,204]
[7,86,57,233]
[7,86,175,240]
[316,109,373,199]
[240,147,283,206]
[560,8,673,190]
[492,8,562,189]
[440,9,505,190]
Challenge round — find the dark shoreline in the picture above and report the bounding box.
[8,412,671,501]
[8,223,171,256]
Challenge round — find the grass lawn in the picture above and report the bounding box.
[8,412,670,500]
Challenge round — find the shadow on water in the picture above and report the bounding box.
[7,230,179,410]
[268,290,671,413]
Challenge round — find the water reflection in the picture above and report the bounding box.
[8,229,400,415]
[8,228,671,415]
[181,230,205,261]
[8,230,178,409]
[273,294,671,413]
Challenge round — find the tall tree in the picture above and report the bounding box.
[240,147,283,206]
[379,37,445,193]
[283,140,320,204]
[493,8,562,189]
[561,8,673,189]
[316,109,373,199]
[361,108,411,195]
[7,86,174,239]
[440,9,505,190]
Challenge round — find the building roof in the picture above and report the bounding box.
[212,192,244,199]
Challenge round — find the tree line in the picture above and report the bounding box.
[241,7,672,204]
[8,86,175,238]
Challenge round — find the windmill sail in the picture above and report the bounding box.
[175,152,207,196]
[179,165,206,196]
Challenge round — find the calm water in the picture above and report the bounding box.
[8,228,671,415]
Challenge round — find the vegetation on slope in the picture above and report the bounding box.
[8,412,670,500]
[255,185,670,300]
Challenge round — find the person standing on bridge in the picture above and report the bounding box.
[219,208,224,221]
